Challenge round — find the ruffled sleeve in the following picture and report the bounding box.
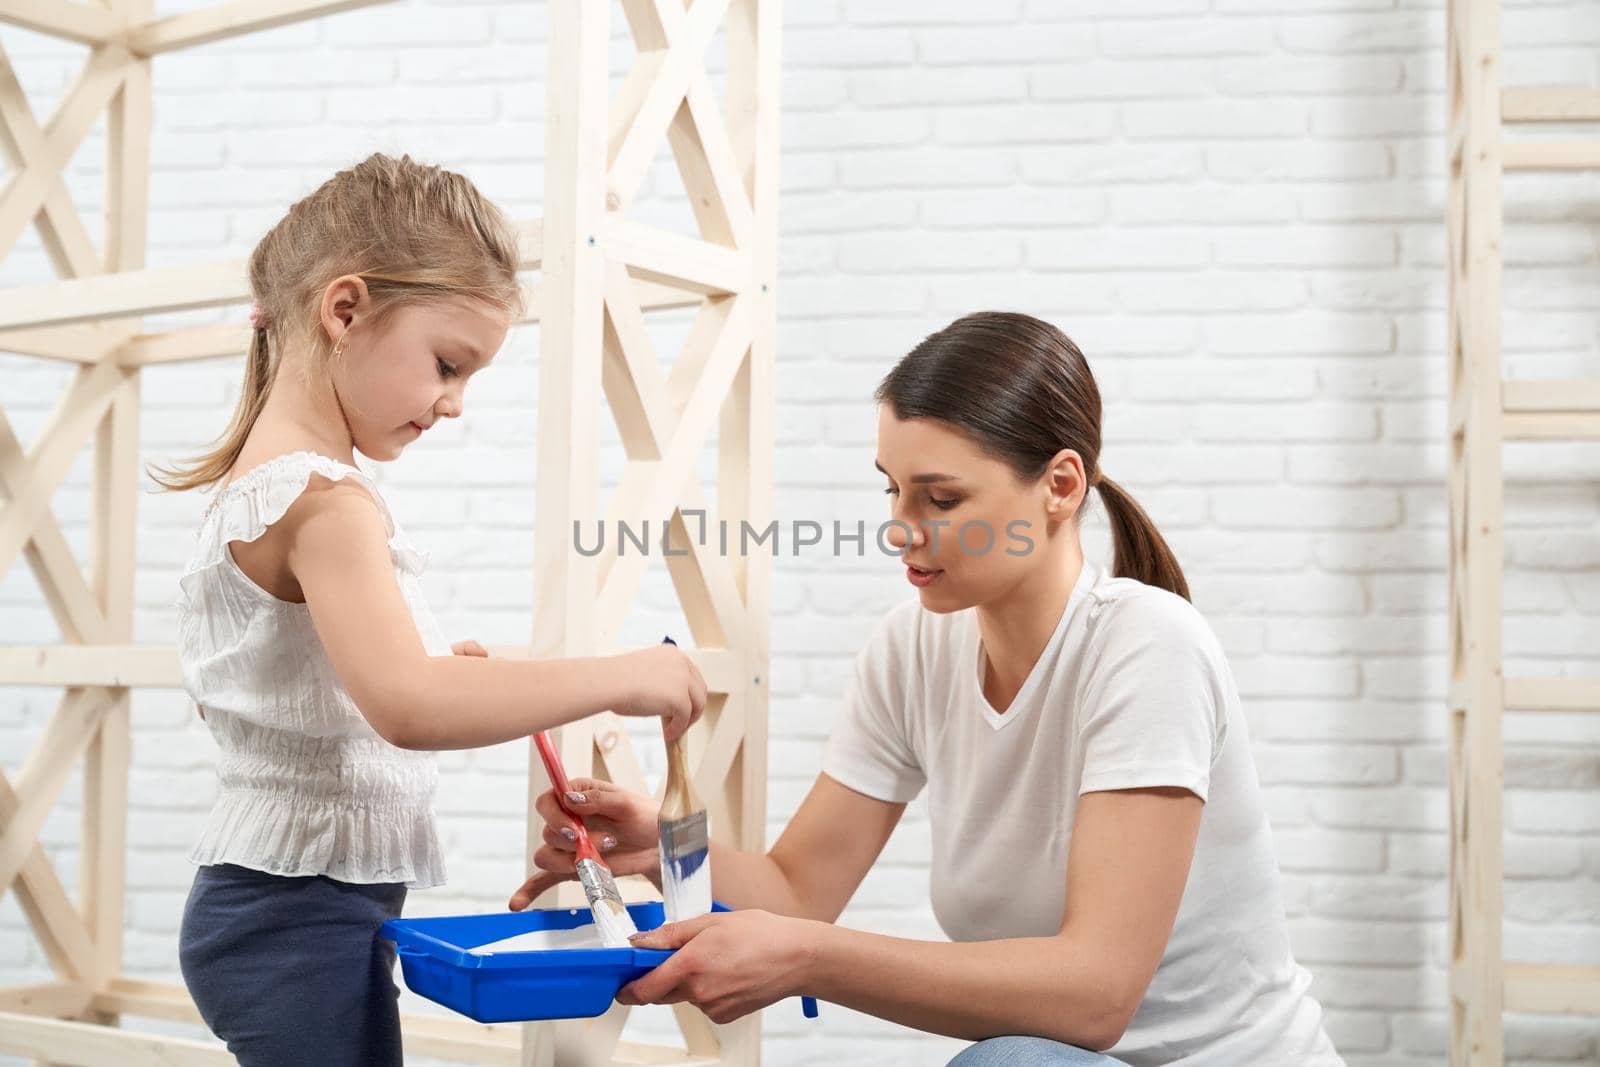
[178,452,426,606]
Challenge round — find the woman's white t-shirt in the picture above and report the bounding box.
[821,561,1344,1067]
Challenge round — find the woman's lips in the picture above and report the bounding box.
[906,563,943,588]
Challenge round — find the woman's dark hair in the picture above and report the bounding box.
[875,311,1189,601]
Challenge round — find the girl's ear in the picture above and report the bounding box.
[319,274,371,345]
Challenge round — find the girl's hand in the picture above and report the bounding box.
[617,911,817,1023]
[452,639,489,657]
[508,777,663,910]
[611,643,706,741]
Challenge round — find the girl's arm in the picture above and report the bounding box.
[624,786,1202,1051]
[281,478,704,748]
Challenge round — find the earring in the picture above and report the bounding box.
[331,333,348,361]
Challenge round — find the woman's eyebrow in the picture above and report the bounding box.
[874,460,959,484]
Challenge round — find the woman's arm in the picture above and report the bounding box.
[624,786,1201,1051]
[511,772,904,918]
[280,479,704,748]
[714,772,907,918]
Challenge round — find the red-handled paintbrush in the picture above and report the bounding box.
[534,731,639,948]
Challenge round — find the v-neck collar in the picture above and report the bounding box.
[971,560,1099,732]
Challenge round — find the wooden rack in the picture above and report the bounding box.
[0,1,778,1064]
[1446,1,1600,1062]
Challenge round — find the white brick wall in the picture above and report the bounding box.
[3,1,1599,1064]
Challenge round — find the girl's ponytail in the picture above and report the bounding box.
[148,322,275,492]
[1096,474,1189,601]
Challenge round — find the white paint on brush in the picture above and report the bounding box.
[661,858,712,923]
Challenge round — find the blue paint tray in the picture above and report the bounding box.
[382,901,818,1023]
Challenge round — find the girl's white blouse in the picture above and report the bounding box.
[176,451,448,888]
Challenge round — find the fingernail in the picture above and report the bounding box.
[560,827,576,841]
[600,835,616,850]
[566,791,587,805]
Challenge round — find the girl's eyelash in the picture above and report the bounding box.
[436,358,457,378]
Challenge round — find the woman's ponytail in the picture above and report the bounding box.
[1096,474,1189,601]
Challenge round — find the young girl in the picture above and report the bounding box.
[156,153,707,1067]
[513,313,1345,1066]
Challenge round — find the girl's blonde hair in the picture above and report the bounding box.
[152,152,524,492]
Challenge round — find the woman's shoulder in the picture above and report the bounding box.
[1082,568,1223,659]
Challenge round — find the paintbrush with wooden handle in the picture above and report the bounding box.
[657,636,711,922]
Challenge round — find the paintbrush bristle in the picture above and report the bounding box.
[576,857,639,947]
[660,808,711,922]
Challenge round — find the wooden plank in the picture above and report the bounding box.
[0,45,130,265]
[0,982,92,1018]
[90,979,200,1024]
[0,409,112,644]
[1502,412,1600,439]
[1503,677,1600,712]
[1503,963,1600,1014]
[1502,86,1600,123]
[0,2,121,45]
[1451,0,1507,1062]
[0,39,104,281]
[0,1013,233,1067]
[531,2,611,1060]
[0,688,113,899]
[0,771,100,983]
[1502,378,1600,413]
[706,3,777,1061]
[606,0,729,213]
[0,361,128,581]
[1501,139,1600,170]
[125,0,390,55]
[84,357,141,986]
[1501,377,1600,446]
[607,219,750,296]
[0,646,181,687]
[396,1013,520,1066]
[0,258,248,331]
[0,324,126,363]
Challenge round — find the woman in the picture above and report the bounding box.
[511,312,1344,1066]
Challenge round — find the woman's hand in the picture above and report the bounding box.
[508,778,664,910]
[617,911,818,1024]
[451,639,489,657]
[610,643,706,742]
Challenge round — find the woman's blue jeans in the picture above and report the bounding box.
[949,1036,1129,1066]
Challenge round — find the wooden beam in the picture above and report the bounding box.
[0,688,114,900]
[0,646,181,687]
[1501,139,1600,170]
[1502,87,1600,123]
[0,981,93,1018]
[0,362,131,581]
[1504,963,1600,1014]
[0,1012,234,1067]
[0,40,106,280]
[125,0,390,56]
[607,219,749,296]
[0,45,130,266]
[0,2,122,45]
[0,258,248,331]
[0,410,114,644]
[1503,677,1600,712]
